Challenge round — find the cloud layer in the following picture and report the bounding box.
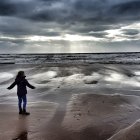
[0,0,140,53]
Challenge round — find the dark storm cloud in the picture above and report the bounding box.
[0,0,140,30]
[87,32,108,38]
[29,0,105,23]
[28,0,140,24]
[111,1,140,15]
[0,0,17,16]
[109,1,140,22]
[0,0,140,53]
[0,0,140,24]
[69,23,108,32]
[122,29,139,36]
[0,37,25,44]
[42,32,60,36]
[0,16,61,38]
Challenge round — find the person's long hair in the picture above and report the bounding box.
[16,71,25,79]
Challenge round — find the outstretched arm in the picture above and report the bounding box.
[7,81,16,90]
[26,80,35,89]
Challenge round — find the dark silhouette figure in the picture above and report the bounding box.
[7,71,35,115]
[12,131,28,140]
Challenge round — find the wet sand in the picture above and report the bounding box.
[1,64,140,140]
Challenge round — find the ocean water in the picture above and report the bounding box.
[1,63,140,104]
[1,52,140,105]
[0,52,140,64]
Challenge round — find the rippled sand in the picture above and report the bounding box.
[1,64,140,140]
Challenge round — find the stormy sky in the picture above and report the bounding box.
[0,0,140,53]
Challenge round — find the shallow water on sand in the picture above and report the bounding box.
[1,64,140,140]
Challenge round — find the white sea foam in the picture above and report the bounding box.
[0,72,14,80]
[31,71,57,79]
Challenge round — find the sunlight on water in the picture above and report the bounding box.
[105,72,124,82]
[31,71,57,80]
[124,80,140,87]
[134,71,140,76]
[0,72,14,80]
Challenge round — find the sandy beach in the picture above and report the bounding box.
[1,64,140,140]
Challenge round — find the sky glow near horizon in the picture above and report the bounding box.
[0,0,140,53]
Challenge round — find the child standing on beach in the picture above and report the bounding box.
[7,71,35,115]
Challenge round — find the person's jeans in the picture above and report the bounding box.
[18,95,27,111]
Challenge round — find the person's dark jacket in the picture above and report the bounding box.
[8,76,35,97]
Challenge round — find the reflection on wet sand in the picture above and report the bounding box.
[12,131,28,140]
[12,116,28,140]
[42,93,72,140]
